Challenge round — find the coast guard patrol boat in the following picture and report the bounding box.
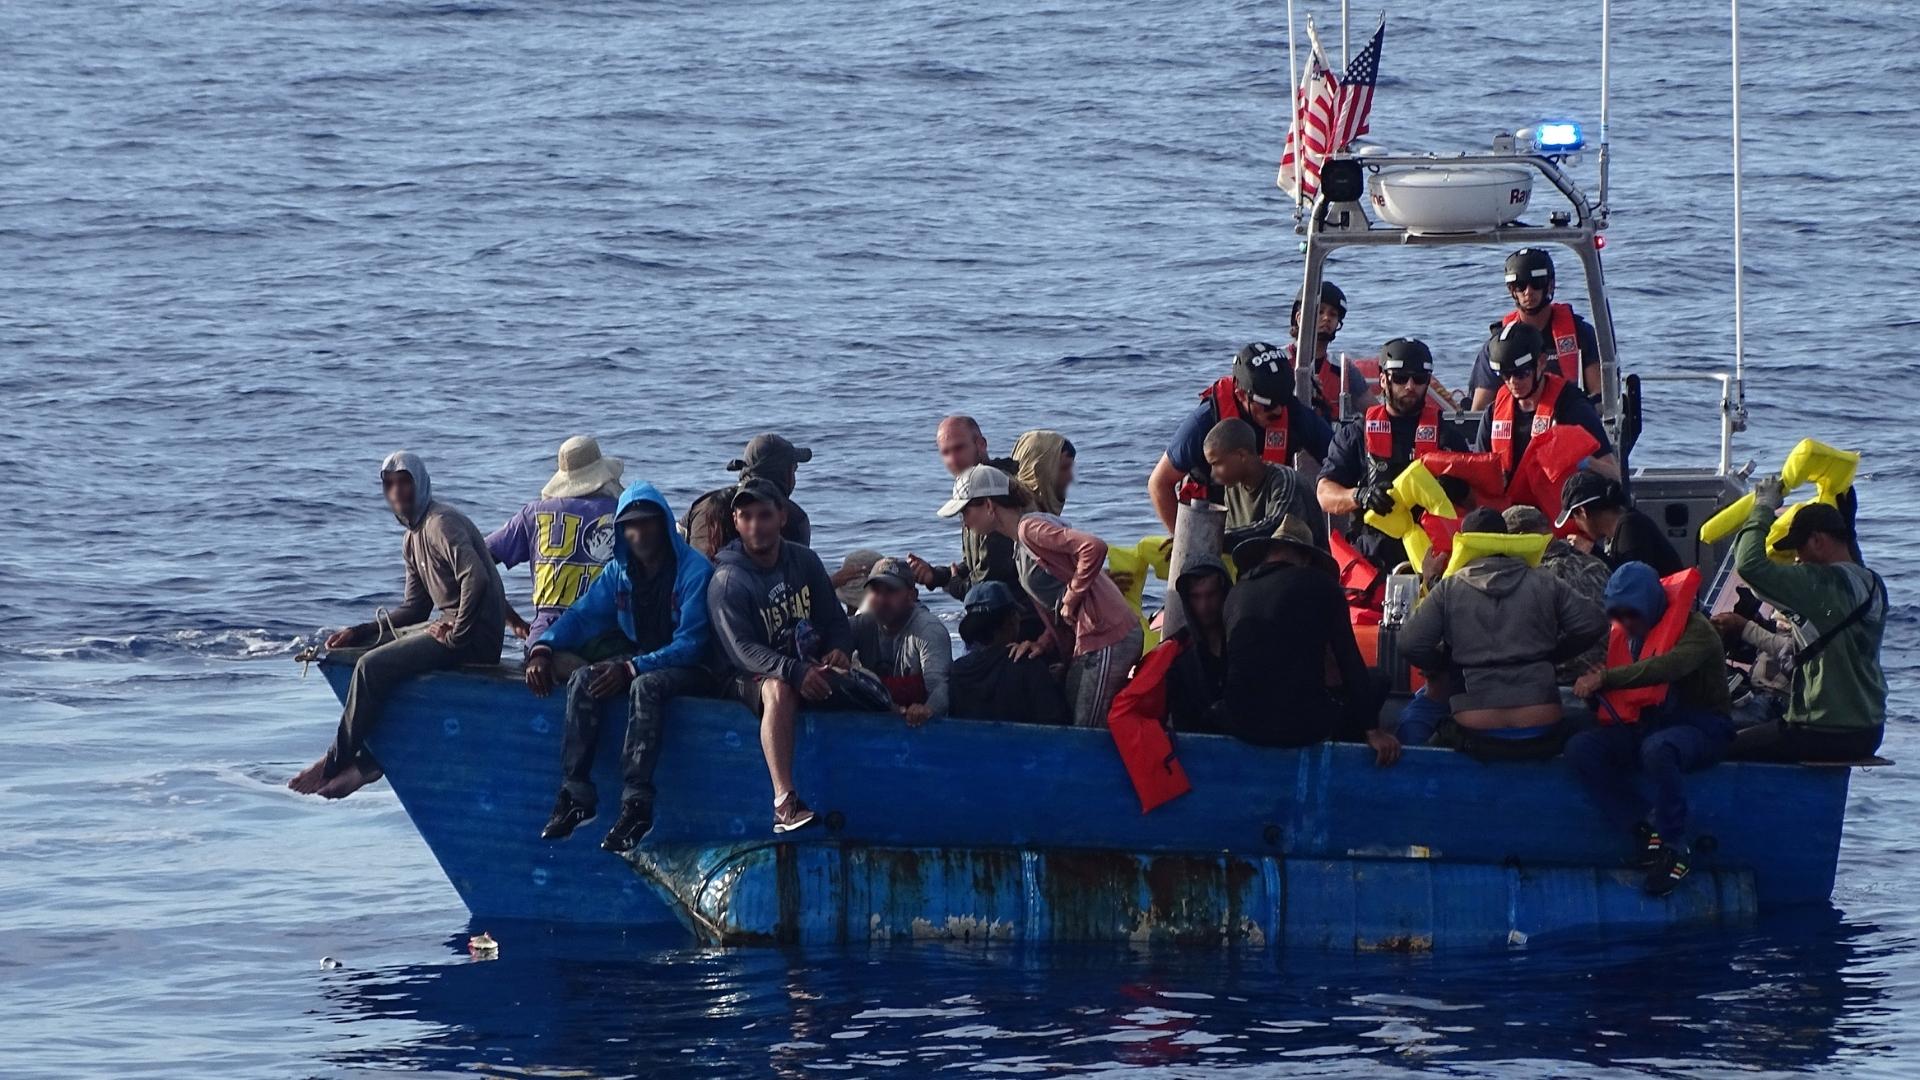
[309,1,1875,951]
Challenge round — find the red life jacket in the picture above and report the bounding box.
[1489,370,1566,474]
[1421,450,1509,510]
[1329,530,1382,622]
[1179,377,1296,501]
[1501,303,1582,385]
[1362,402,1442,465]
[1105,639,1193,813]
[1596,569,1702,725]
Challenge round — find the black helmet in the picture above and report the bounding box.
[1504,248,1555,287]
[1290,280,1348,324]
[1486,322,1547,376]
[1231,341,1294,406]
[1378,337,1435,374]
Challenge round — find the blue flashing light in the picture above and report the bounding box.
[1533,120,1585,153]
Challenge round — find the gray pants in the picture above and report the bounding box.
[562,665,711,810]
[326,627,467,776]
[1066,623,1145,729]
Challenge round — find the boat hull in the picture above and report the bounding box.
[320,660,1851,949]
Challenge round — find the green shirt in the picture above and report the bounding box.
[1730,503,1887,730]
[1598,613,1731,716]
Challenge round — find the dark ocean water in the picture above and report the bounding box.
[4,0,1920,1075]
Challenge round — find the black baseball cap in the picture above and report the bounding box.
[614,498,665,526]
[1772,502,1852,552]
[1555,472,1625,528]
[728,433,813,473]
[728,477,786,512]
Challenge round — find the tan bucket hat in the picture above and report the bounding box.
[541,435,625,499]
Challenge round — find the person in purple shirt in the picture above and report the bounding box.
[488,436,624,655]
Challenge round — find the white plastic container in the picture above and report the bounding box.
[1367,166,1533,234]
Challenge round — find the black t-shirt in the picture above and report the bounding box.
[1602,509,1687,577]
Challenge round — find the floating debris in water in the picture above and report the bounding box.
[319,956,342,970]
[468,932,499,959]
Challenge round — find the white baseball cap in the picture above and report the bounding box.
[937,464,1011,518]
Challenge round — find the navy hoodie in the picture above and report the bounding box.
[707,536,852,686]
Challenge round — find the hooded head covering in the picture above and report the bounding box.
[1603,560,1666,627]
[1012,430,1070,516]
[1174,555,1231,604]
[380,450,432,529]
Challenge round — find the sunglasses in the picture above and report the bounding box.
[1385,371,1431,385]
[1499,365,1539,381]
[1507,278,1551,293]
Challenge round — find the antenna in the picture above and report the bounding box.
[1729,0,1750,429]
[1597,0,1611,217]
[1286,0,1302,214]
[1341,0,1350,69]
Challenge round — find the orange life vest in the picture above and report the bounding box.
[1179,377,1296,501]
[1105,638,1193,813]
[1362,402,1442,466]
[1489,370,1566,474]
[1595,569,1703,726]
[1501,303,1582,385]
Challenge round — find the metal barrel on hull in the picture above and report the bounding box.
[629,841,1757,951]
[320,662,1854,941]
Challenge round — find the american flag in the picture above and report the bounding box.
[1278,17,1386,202]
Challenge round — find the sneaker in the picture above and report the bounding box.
[772,793,817,835]
[600,799,655,853]
[540,790,595,841]
[1632,823,1664,870]
[1643,844,1690,897]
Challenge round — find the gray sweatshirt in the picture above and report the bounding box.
[851,604,953,717]
[371,451,507,661]
[1400,554,1607,711]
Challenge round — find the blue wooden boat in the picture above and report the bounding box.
[315,655,1864,951]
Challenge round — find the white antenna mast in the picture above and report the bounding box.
[1729,0,1750,426]
[1287,0,1303,214]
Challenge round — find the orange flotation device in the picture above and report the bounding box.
[1106,639,1194,813]
[1595,569,1702,726]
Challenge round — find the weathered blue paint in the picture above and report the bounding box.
[320,659,1854,950]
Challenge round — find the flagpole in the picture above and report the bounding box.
[1341,0,1350,69]
[1287,0,1303,211]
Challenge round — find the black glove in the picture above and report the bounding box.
[1356,483,1397,516]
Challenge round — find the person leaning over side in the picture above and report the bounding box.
[1730,484,1888,762]
[1202,418,1322,555]
[940,465,1143,730]
[1557,472,1685,577]
[907,415,1022,602]
[1398,509,1607,761]
[1481,322,1620,484]
[1316,337,1470,569]
[1146,341,1335,536]
[1466,248,1603,410]
[947,581,1070,726]
[1564,561,1733,897]
[683,433,815,558]
[850,557,952,727]
[524,482,713,853]
[486,435,623,656]
[294,451,507,800]
[706,479,857,835]
[1215,516,1400,765]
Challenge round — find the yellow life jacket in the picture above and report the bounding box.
[1443,531,1551,578]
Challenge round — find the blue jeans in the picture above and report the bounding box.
[1395,687,1449,747]
[1564,706,1734,844]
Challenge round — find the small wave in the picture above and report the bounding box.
[12,628,313,662]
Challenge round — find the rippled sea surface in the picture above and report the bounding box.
[4,0,1919,1075]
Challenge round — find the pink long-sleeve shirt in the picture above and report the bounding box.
[1016,513,1136,657]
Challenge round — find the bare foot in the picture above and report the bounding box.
[288,757,331,795]
[318,761,383,800]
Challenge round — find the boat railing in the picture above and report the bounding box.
[1634,371,1738,477]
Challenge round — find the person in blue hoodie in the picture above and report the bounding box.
[1565,561,1733,898]
[524,482,714,854]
